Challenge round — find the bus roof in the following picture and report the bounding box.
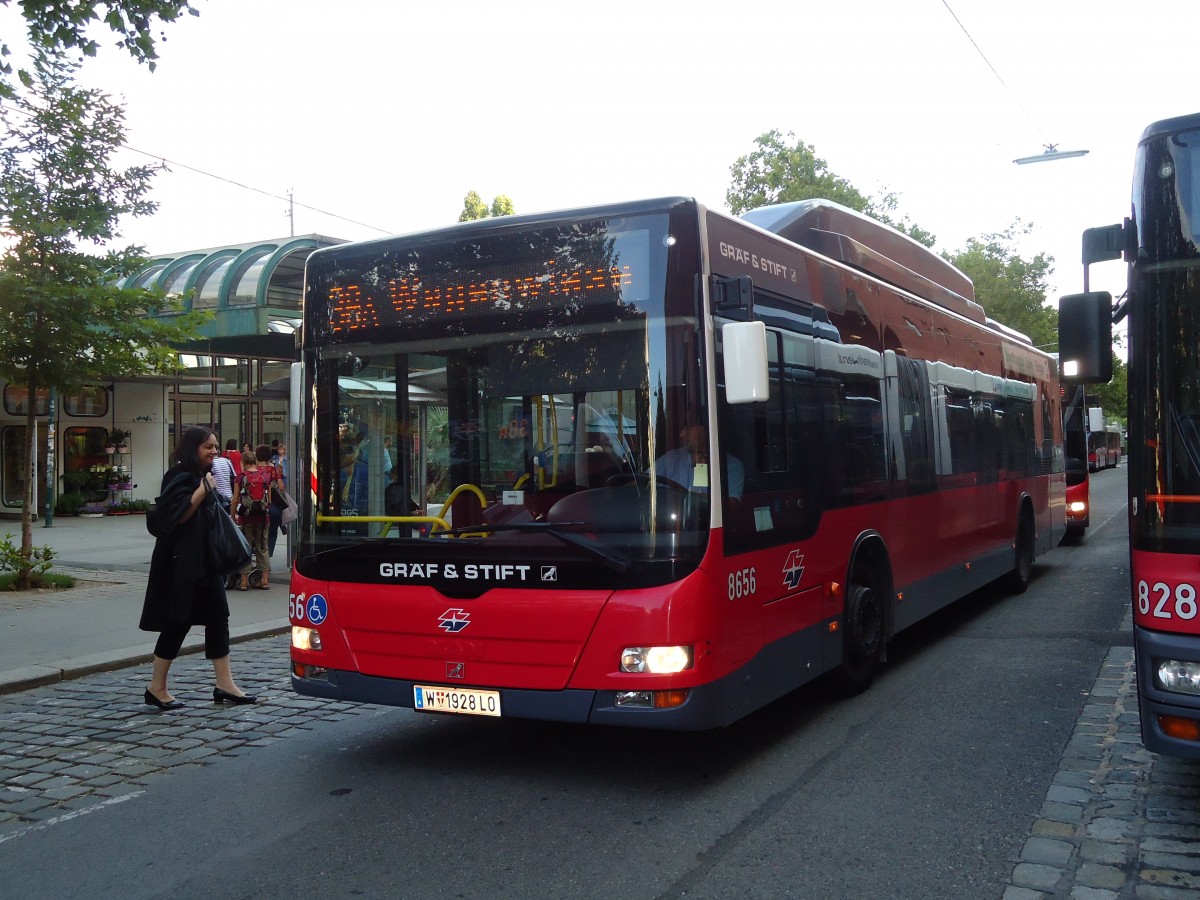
[740,199,985,325]
[1140,111,1200,143]
[305,196,697,269]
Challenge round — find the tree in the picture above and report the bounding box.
[0,0,199,81]
[458,190,515,222]
[1086,356,1128,424]
[726,130,935,247]
[943,223,1058,351]
[0,52,204,588]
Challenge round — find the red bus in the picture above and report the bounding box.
[1062,385,1091,537]
[1063,111,1200,758]
[1086,409,1123,471]
[289,197,1066,729]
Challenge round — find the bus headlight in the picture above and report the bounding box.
[292,626,323,652]
[1156,658,1200,695]
[620,645,692,673]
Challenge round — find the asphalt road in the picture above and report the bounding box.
[0,469,1147,899]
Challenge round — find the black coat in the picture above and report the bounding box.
[139,467,229,632]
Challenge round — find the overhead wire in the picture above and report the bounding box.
[122,144,394,235]
[0,99,393,236]
[939,0,1052,147]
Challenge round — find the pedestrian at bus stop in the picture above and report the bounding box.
[255,443,286,558]
[223,438,243,478]
[140,426,257,709]
[233,449,273,590]
[211,448,235,503]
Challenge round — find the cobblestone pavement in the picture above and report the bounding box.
[0,634,390,844]
[2,636,1199,897]
[1005,647,1200,899]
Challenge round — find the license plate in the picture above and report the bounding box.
[414,684,501,717]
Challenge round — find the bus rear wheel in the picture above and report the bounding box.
[835,581,884,696]
[1004,511,1035,594]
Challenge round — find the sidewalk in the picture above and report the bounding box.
[0,512,291,694]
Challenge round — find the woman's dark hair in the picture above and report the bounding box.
[255,443,272,463]
[225,438,238,451]
[172,426,215,473]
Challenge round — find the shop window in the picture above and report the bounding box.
[61,426,111,502]
[3,385,49,416]
[62,385,109,417]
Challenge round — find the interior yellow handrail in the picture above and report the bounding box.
[443,483,488,510]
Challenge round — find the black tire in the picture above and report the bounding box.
[834,581,884,695]
[1004,511,1035,594]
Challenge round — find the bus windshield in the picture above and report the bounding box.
[301,207,713,572]
[1132,125,1200,552]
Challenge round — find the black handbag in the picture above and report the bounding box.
[207,498,252,576]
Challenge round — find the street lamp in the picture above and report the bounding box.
[1014,144,1090,165]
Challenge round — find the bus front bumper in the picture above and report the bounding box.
[1134,625,1200,760]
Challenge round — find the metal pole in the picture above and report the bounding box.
[43,389,55,526]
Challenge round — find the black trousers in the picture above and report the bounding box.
[153,620,230,661]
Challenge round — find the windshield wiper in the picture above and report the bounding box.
[306,539,392,562]
[443,521,632,574]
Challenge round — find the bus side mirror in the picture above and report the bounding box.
[1058,292,1113,383]
[723,321,769,404]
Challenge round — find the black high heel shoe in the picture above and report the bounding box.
[144,689,185,710]
[213,687,257,705]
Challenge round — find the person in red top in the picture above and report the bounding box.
[223,439,242,478]
[233,450,273,590]
[255,443,286,558]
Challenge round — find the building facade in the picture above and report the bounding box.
[0,234,344,517]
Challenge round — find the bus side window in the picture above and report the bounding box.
[894,356,935,494]
[720,330,823,555]
[820,368,886,506]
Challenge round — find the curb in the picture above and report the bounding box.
[0,623,290,696]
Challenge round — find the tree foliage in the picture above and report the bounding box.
[726,130,936,247]
[0,52,204,587]
[0,0,199,80]
[1086,356,1128,424]
[459,190,515,222]
[943,222,1058,351]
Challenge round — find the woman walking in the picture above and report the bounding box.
[140,426,257,708]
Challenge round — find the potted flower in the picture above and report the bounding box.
[107,428,129,454]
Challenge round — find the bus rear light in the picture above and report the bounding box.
[1156,658,1200,695]
[292,626,323,652]
[1068,501,1088,514]
[620,645,692,674]
[614,689,690,709]
[1158,715,1200,743]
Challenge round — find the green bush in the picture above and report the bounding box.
[0,533,55,576]
[55,491,87,515]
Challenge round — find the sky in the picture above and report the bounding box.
[3,0,1198,315]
